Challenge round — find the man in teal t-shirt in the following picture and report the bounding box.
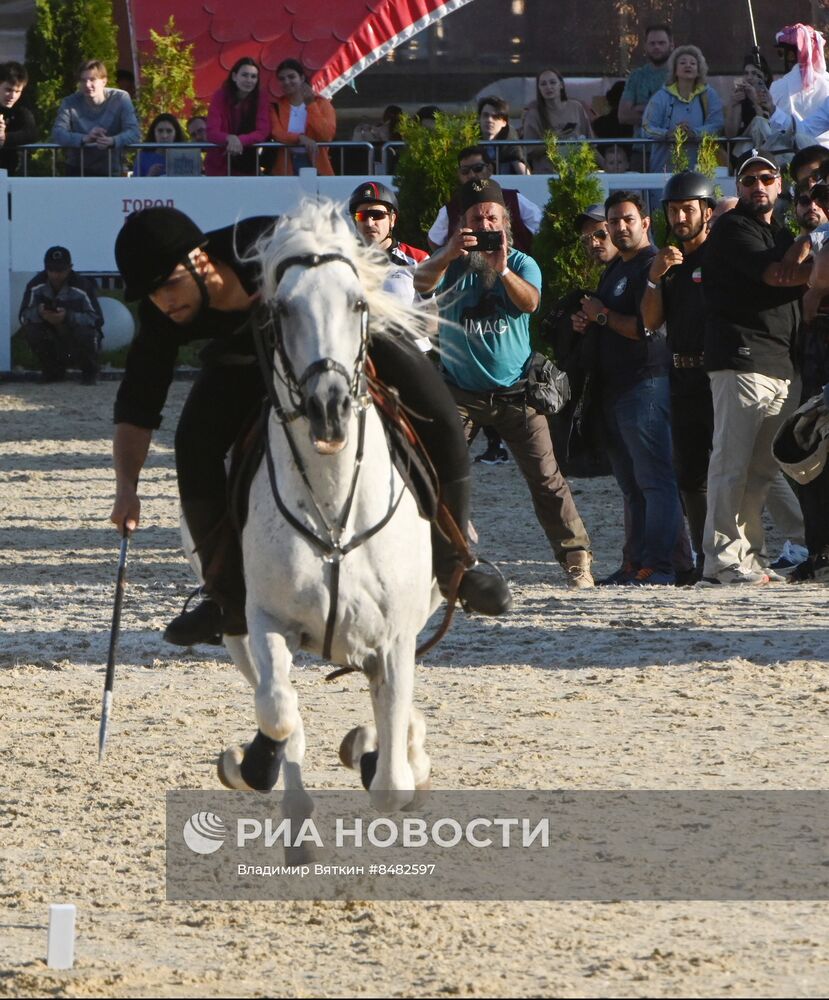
[414,178,594,589]
[618,23,674,138]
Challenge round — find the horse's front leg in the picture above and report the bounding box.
[366,637,417,811]
[218,609,301,792]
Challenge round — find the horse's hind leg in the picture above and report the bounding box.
[365,639,418,811]
[340,707,430,790]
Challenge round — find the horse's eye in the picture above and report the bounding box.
[353,298,366,313]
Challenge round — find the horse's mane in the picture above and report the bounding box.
[251,198,433,346]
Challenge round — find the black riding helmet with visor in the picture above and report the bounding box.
[348,181,399,217]
[115,206,209,305]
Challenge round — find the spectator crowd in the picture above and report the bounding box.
[3,20,829,178]
[4,18,829,594]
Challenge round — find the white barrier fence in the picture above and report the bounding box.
[0,168,735,372]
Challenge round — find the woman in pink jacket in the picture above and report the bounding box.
[205,56,269,176]
[269,58,336,176]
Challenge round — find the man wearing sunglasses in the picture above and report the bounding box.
[349,180,432,352]
[700,150,810,586]
[789,144,829,199]
[427,146,542,254]
[349,180,427,269]
[794,186,828,235]
[575,204,620,267]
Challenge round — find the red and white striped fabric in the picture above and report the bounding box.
[129,0,476,100]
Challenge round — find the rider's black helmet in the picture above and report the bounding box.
[661,170,717,209]
[115,206,207,300]
[348,181,399,215]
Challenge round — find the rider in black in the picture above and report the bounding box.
[111,206,511,646]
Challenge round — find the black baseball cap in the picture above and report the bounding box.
[735,148,779,176]
[574,203,605,233]
[44,246,72,271]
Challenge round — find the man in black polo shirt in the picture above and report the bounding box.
[700,151,810,586]
[573,190,681,585]
[641,171,715,577]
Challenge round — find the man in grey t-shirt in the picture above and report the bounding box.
[52,59,139,176]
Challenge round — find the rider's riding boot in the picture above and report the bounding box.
[163,589,224,646]
[432,477,512,616]
[163,503,248,646]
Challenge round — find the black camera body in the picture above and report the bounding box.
[470,230,502,252]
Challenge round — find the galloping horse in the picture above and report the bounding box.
[216,200,439,811]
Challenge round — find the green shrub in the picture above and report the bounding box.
[135,16,205,131]
[394,111,479,249]
[532,136,604,323]
[25,0,119,133]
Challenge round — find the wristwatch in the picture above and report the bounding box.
[595,309,609,326]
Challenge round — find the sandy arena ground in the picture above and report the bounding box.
[1,378,828,998]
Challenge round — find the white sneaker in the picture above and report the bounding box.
[698,568,770,587]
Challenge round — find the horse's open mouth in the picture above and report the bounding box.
[311,436,347,455]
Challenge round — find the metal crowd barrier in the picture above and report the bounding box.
[380,136,739,175]
[18,141,377,177]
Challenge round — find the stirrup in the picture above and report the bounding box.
[456,558,513,616]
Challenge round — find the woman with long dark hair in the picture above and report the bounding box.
[269,58,336,176]
[522,68,594,172]
[204,56,269,176]
[135,113,185,177]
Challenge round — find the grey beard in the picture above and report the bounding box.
[468,251,499,289]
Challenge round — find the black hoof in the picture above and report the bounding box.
[359,750,379,791]
[240,731,287,791]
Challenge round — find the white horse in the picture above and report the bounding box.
[215,200,439,811]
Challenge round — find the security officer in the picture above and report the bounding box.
[641,170,716,573]
[348,180,427,269]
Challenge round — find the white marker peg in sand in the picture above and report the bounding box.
[47,903,76,969]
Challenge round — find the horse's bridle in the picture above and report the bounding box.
[253,252,371,425]
[251,251,404,660]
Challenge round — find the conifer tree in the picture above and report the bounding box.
[25,0,119,132]
[532,137,605,313]
[394,111,479,250]
[135,17,203,130]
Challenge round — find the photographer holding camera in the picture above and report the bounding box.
[414,177,594,588]
[19,246,103,384]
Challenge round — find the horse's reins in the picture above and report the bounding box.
[253,252,416,661]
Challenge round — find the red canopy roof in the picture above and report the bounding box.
[130,0,476,100]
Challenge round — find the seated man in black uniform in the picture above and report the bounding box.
[111,207,511,646]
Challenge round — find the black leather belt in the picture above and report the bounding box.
[672,353,705,369]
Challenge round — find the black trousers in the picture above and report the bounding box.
[23,321,100,377]
[670,378,713,495]
[369,334,469,483]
